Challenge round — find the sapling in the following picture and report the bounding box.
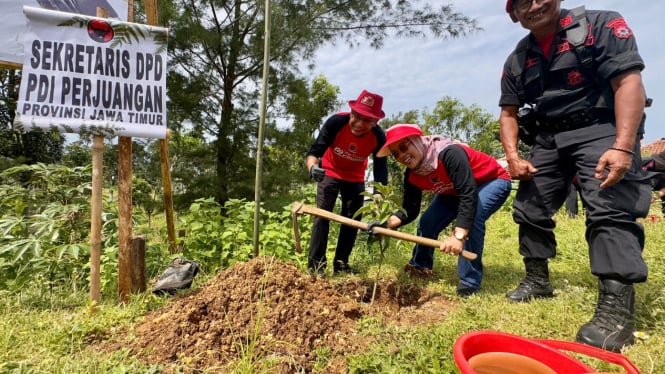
[354,182,405,304]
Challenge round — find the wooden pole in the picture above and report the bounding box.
[0,61,22,69]
[116,0,136,303]
[160,130,177,254]
[117,136,132,303]
[130,236,147,293]
[252,0,272,257]
[141,0,176,254]
[89,6,110,305]
[90,135,103,304]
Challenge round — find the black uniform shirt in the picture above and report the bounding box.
[499,8,644,118]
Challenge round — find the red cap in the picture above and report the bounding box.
[348,90,385,120]
[377,124,424,157]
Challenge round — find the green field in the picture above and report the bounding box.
[1,201,664,373]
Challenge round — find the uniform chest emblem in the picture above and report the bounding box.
[349,143,358,153]
[606,18,633,39]
[557,42,572,54]
[567,70,583,87]
[525,58,539,69]
[560,15,573,28]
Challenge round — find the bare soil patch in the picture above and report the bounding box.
[104,257,457,372]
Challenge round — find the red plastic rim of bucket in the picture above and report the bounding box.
[453,331,596,374]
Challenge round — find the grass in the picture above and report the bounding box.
[1,204,665,373]
[347,204,665,373]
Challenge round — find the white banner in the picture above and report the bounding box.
[15,6,168,139]
[1,0,128,66]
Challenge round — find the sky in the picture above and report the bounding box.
[306,0,665,144]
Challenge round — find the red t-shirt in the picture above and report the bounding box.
[407,145,510,196]
[321,124,378,182]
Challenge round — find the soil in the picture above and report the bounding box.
[104,256,458,373]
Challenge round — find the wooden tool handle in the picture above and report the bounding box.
[291,202,477,261]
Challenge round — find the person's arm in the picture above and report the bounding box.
[305,114,347,173]
[498,50,538,181]
[500,106,538,180]
[371,126,389,188]
[372,155,388,188]
[595,70,645,188]
[440,146,476,230]
[436,146,476,256]
[385,171,421,229]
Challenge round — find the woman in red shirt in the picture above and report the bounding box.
[378,124,511,297]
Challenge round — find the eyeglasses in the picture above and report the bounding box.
[390,139,411,159]
[513,0,546,13]
[351,111,378,125]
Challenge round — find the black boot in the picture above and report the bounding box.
[506,258,554,302]
[576,279,635,352]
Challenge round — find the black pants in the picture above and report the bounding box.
[308,176,365,270]
[513,132,650,283]
[564,182,581,217]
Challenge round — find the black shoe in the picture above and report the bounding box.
[506,258,554,302]
[456,283,479,297]
[576,279,635,352]
[333,261,359,275]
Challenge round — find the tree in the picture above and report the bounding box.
[159,0,480,206]
[0,68,64,168]
[421,96,503,157]
[258,75,340,210]
[133,176,162,227]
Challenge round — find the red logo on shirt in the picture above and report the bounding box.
[560,15,573,28]
[606,18,633,39]
[567,70,583,86]
[557,42,572,54]
[349,143,358,153]
[525,58,539,69]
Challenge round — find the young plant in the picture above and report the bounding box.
[354,182,404,304]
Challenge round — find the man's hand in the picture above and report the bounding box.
[309,165,325,182]
[507,158,539,180]
[595,148,633,188]
[367,220,387,235]
[366,221,388,246]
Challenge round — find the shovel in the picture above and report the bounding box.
[291,201,477,261]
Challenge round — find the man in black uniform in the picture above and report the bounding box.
[499,0,651,352]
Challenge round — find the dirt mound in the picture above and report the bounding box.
[118,257,456,372]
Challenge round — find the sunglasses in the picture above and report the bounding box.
[390,139,412,159]
[513,0,547,13]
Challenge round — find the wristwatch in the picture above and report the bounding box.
[453,228,467,241]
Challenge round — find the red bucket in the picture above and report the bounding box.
[453,331,642,374]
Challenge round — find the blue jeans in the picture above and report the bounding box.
[409,178,512,290]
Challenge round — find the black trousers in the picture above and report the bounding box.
[513,130,650,283]
[308,176,365,270]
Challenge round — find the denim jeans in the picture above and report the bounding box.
[408,178,512,290]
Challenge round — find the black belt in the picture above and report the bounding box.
[535,109,613,132]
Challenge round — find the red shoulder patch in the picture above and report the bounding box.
[560,15,573,28]
[606,18,633,39]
